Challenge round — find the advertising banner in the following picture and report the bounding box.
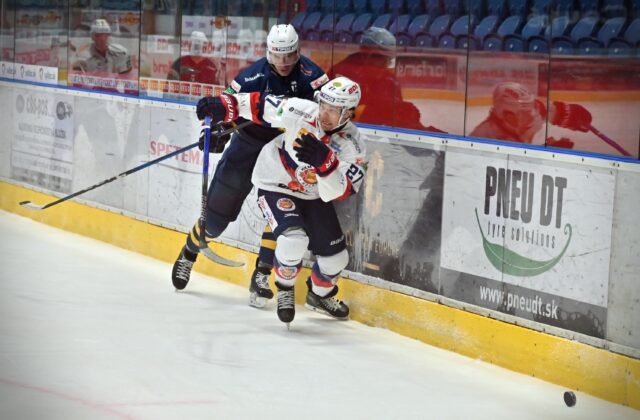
[336,138,444,293]
[11,90,74,192]
[14,63,58,84]
[0,61,16,78]
[440,149,614,337]
[146,108,207,227]
[140,77,224,101]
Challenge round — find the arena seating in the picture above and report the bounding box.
[291,0,639,56]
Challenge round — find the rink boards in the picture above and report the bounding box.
[1,80,639,410]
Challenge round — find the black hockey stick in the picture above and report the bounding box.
[19,120,251,211]
[197,118,244,267]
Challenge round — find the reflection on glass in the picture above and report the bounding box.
[328,27,440,132]
[547,1,640,158]
[168,4,232,101]
[293,0,451,132]
[168,30,219,84]
[394,0,467,134]
[0,0,16,78]
[139,0,179,98]
[12,0,68,84]
[72,19,132,73]
[464,0,552,146]
[68,2,141,94]
[469,82,592,148]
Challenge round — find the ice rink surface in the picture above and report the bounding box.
[0,210,637,420]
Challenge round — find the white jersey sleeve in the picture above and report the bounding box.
[317,125,366,202]
[235,93,308,129]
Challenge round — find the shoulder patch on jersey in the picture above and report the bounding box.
[300,63,313,76]
[311,74,329,90]
[230,80,241,92]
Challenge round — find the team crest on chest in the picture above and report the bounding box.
[295,165,318,190]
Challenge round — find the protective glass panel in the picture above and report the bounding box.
[546,2,640,158]
[0,0,16,78]
[139,0,180,99]
[13,0,68,84]
[68,0,141,94]
[464,0,552,146]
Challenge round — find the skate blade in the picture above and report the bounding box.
[249,293,268,308]
[286,323,291,331]
[304,303,349,320]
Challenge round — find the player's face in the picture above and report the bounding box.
[92,33,110,53]
[319,101,343,131]
[270,51,298,76]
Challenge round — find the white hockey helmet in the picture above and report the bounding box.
[90,19,111,34]
[190,31,207,55]
[318,76,361,126]
[266,24,300,65]
[492,82,539,133]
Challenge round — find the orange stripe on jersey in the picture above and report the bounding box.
[249,92,262,124]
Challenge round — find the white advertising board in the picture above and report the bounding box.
[441,150,615,308]
[146,107,210,227]
[11,89,74,189]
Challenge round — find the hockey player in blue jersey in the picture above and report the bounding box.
[171,25,329,302]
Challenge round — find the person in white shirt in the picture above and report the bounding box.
[72,19,132,74]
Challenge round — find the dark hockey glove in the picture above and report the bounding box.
[293,132,338,176]
[198,122,233,153]
[551,101,592,132]
[195,93,238,123]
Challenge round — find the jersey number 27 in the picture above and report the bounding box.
[346,164,364,184]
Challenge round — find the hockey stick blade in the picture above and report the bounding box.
[201,247,244,267]
[19,200,47,211]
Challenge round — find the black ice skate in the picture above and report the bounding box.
[305,278,349,320]
[249,261,274,308]
[276,283,295,327]
[172,246,197,290]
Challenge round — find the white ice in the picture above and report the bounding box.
[0,210,637,420]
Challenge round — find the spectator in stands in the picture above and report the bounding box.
[329,27,445,133]
[72,19,132,75]
[470,82,593,147]
[167,31,222,85]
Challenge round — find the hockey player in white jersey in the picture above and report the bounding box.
[199,77,366,325]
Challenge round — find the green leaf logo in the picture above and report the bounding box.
[475,208,572,277]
